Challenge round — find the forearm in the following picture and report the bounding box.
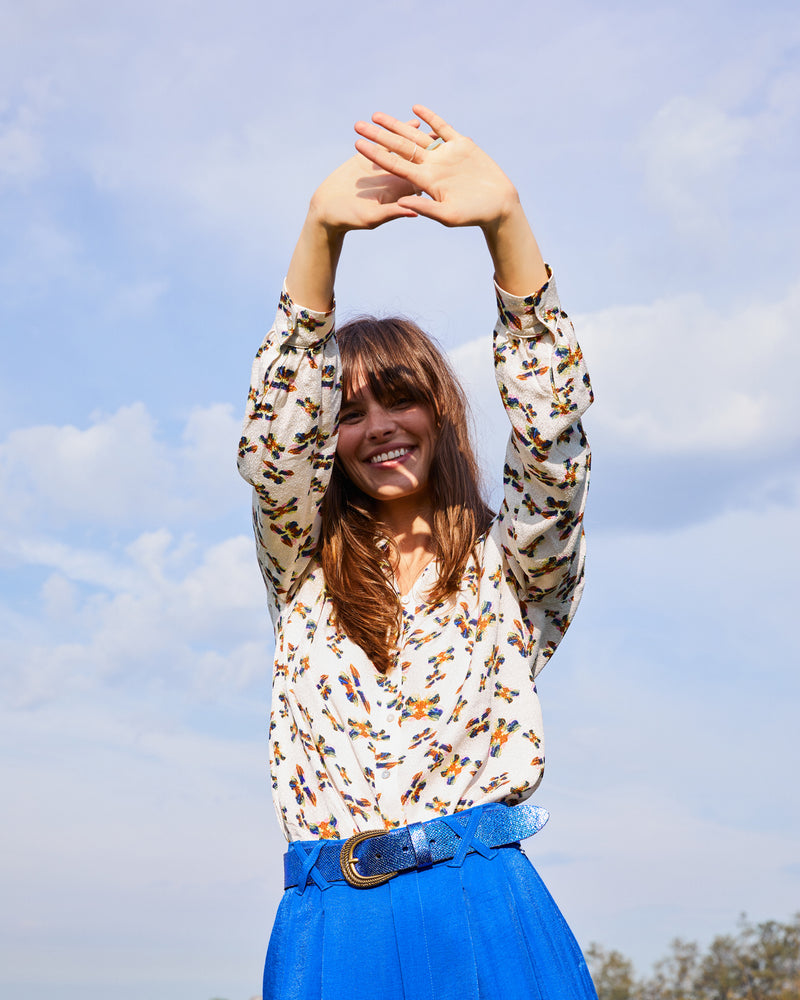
[482,198,549,297]
[285,207,345,312]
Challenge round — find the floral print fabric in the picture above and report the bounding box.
[238,272,592,843]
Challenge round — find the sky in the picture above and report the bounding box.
[1,0,798,998]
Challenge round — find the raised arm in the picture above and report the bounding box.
[238,145,422,621]
[492,275,592,674]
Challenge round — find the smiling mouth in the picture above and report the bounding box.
[369,447,412,464]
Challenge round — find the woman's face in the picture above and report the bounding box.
[336,373,437,506]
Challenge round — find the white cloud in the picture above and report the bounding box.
[578,279,800,457]
[0,3,347,254]
[0,397,273,707]
[0,218,82,293]
[537,782,800,970]
[553,490,800,795]
[0,530,268,708]
[1,402,169,526]
[0,103,43,185]
[452,278,800,467]
[0,701,280,991]
[639,51,800,245]
[104,276,169,320]
[0,74,59,188]
[0,400,244,530]
[640,95,751,237]
[40,571,79,618]
[532,487,800,966]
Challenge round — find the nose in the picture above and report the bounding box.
[365,403,397,440]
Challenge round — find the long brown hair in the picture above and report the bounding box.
[319,316,493,674]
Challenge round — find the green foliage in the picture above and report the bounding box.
[587,914,800,1000]
[586,943,637,1000]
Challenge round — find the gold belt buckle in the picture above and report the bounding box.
[340,828,398,889]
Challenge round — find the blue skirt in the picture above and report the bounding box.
[264,827,598,1000]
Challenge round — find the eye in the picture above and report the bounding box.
[339,407,363,424]
[391,396,414,410]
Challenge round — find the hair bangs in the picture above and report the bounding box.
[338,317,442,413]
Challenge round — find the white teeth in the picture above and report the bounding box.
[370,448,410,464]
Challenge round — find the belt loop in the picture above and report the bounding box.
[290,841,325,896]
[407,822,433,870]
[445,805,487,868]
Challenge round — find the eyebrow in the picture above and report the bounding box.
[342,373,426,408]
[340,389,368,407]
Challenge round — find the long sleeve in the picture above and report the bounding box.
[237,286,340,626]
[244,272,593,841]
[492,268,593,676]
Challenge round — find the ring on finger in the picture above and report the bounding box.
[407,140,419,163]
[425,137,445,151]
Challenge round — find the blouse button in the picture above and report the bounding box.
[381,770,391,781]
[385,712,395,725]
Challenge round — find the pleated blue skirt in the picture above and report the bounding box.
[264,835,598,1000]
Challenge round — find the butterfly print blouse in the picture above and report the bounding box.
[238,271,592,843]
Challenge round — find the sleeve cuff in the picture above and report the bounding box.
[274,282,336,349]
[494,264,564,338]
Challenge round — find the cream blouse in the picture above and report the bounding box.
[237,272,592,843]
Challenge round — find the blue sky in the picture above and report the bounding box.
[1,1,799,998]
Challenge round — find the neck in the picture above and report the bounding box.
[378,500,435,597]
[375,496,436,596]
[375,495,434,555]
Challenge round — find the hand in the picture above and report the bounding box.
[353,106,520,231]
[285,122,425,311]
[309,124,425,234]
[355,105,548,294]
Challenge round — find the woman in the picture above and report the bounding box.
[238,106,596,1000]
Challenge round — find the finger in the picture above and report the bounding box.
[410,105,459,143]
[355,120,425,163]
[354,137,419,180]
[396,195,452,225]
[371,112,432,149]
[354,128,425,172]
[374,203,419,224]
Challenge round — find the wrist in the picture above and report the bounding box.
[481,197,548,296]
[305,199,349,244]
[285,208,344,312]
[480,190,523,243]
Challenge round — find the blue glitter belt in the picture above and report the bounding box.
[283,800,549,892]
